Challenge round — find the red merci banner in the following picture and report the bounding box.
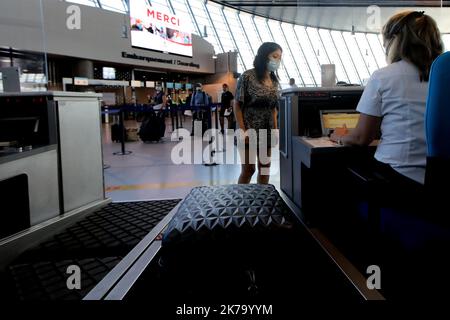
[147,8,180,27]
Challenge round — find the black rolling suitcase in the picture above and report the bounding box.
[111,123,124,143]
[156,184,297,300]
[138,111,166,142]
[158,111,166,138]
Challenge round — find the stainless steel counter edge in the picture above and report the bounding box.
[0,144,57,165]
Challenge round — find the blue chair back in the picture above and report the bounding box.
[425,51,450,158]
[425,51,450,188]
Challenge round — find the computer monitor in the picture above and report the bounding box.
[320,109,360,136]
[293,88,363,137]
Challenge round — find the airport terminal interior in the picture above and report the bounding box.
[1,0,450,309]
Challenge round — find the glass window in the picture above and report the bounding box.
[305,27,331,86]
[367,33,387,70]
[294,26,322,86]
[223,8,254,71]
[186,0,221,54]
[267,20,302,85]
[99,0,127,13]
[354,33,379,75]
[281,24,313,86]
[252,16,272,43]
[330,31,360,84]
[169,0,197,35]
[318,29,349,83]
[205,2,234,53]
[238,13,261,55]
[150,0,170,8]
[66,0,99,7]
[0,51,48,92]
[342,32,369,83]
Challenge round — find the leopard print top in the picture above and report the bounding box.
[236,68,280,146]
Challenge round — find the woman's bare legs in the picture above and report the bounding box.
[239,163,256,184]
[238,144,257,184]
[257,147,271,184]
[238,143,272,184]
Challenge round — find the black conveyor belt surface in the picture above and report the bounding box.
[0,200,180,300]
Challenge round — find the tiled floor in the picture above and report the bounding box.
[102,117,280,202]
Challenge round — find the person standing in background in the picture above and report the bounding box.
[220,83,234,134]
[185,89,193,107]
[289,78,298,88]
[190,83,210,136]
[152,86,166,110]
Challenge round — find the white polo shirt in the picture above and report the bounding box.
[356,60,428,184]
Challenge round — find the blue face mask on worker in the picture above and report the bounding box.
[267,58,281,72]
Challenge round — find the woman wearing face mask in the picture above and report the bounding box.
[330,11,443,189]
[234,42,282,184]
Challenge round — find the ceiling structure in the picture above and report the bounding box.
[211,0,450,33]
[216,1,449,7]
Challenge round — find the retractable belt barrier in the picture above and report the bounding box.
[101,103,221,155]
[102,103,223,156]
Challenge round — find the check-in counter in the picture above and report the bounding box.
[0,92,108,254]
[279,87,364,213]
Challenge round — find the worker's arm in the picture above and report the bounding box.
[330,113,381,146]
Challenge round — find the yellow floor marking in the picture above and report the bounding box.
[106,179,280,192]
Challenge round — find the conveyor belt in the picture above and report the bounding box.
[84,186,385,302]
[0,199,180,300]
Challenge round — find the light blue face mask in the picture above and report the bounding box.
[267,58,281,72]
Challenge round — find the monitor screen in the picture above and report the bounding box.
[320,110,360,136]
[185,83,192,90]
[175,83,182,89]
[129,0,193,57]
[131,80,142,87]
[103,67,116,80]
[166,82,174,89]
[145,81,155,88]
[295,89,363,137]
